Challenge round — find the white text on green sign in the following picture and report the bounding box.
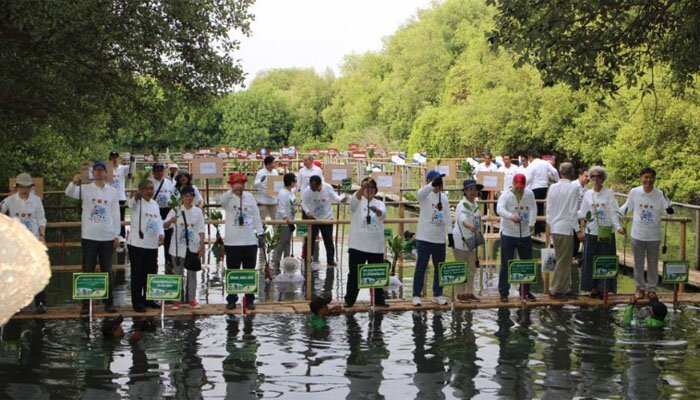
[226,270,259,294]
[358,263,390,289]
[146,274,182,301]
[439,261,467,286]
[73,273,109,300]
[592,256,618,280]
[507,260,538,284]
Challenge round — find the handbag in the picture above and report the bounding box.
[541,247,556,272]
[181,209,202,271]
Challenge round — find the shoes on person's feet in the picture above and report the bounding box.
[589,290,599,299]
[466,294,480,302]
[433,296,448,305]
[104,304,117,313]
[226,302,237,310]
[457,294,471,302]
[564,292,579,299]
[550,293,567,301]
[343,302,354,308]
[526,293,537,301]
[635,289,646,300]
[247,302,256,310]
[35,303,47,314]
[412,297,422,306]
[145,301,161,309]
[189,300,201,309]
[499,296,509,303]
[133,305,146,313]
[374,302,390,308]
[171,301,181,310]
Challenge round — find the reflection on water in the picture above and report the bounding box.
[3,307,700,399]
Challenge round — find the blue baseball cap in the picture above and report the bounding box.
[426,170,445,182]
[93,160,108,171]
[179,186,195,197]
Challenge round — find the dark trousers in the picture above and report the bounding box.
[413,240,446,297]
[498,234,533,297]
[344,248,386,306]
[532,187,548,235]
[225,245,258,305]
[81,238,115,305]
[160,208,173,266]
[303,224,335,265]
[119,200,126,237]
[128,245,158,308]
[34,291,46,307]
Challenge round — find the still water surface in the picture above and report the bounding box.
[2,305,700,399]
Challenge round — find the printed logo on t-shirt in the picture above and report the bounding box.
[89,198,108,224]
[361,208,380,230]
[517,205,531,224]
[144,214,159,238]
[431,203,445,226]
[639,204,656,224]
[16,212,35,232]
[312,198,327,217]
[157,191,170,205]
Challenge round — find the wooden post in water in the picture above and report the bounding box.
[306,225,313,300]
[681,219,687,294]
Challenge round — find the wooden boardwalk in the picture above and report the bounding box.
[10,293,700,321]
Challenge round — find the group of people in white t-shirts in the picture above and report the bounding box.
[3,148,676,314]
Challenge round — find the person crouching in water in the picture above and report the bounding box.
[624,297,668,328]
[343,177,390,308]
[164,186,205,310]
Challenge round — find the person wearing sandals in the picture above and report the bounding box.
[620,167,673,300]
[343,177,390,308]
[578,166,625,298]
[164,186,205,310]
[452,179,485,302]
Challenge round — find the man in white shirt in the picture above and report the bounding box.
[620,167,673,300]
[498,153,519,192]
[109,151,130,238]
[497,173,537,302]
[473,152,498,213]
[65,160,121,313]
[254,155,280,265]
[271,173,297,273]
[517,154,529,173]
[525,151,559,235]
[546,163,584,300]
[148,162,176,270]
[301,175,346,267]
[412,170,453,306]
[297,154,323,200]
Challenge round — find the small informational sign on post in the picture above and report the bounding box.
[226,270,259,295]
[507,260,538,284]
[73,273,109,300]
[325,165,354,185]
[371,173,400,194]
[146,274,182,301]
[477,171,505,192]
[192,157,223,179]
[296,224,308,237]
[340,178,352,192]
[438,261,467,287]
[592,256,618,279]
[266,175,285,196]
[427,161,457,181]
[358,263,390,289]
[383,228,393,239]
[662,261,689,284]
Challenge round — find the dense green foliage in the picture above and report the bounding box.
[4,0,700,203]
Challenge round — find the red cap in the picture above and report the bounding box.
[312,160,323,169]
[227,172,247,185]
[513,173,526,188]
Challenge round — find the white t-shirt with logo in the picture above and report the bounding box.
[621,186,670,241]
[65,182,121,240]
[498,164,519,192]
[1,193,46,237]
[254,167,280,205]
[127,198,164,249]
[148,177,176,209]
[578,188,622,235]
[110,164,129,201]
[221,190,264,246]
[416,183,452,244]
[301,183,343,220]
[166,205,205,257]
[275,187,296,219]
[453,198,481,251]
[349,195,387,254]
[497,189,537,238]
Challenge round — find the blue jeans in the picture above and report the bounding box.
[413,240,446,297]
[499,235,533,297]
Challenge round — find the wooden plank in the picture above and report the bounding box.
[51,264,127,272]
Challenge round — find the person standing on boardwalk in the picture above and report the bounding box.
[126,180,164,313]
[620,167,673,300]
[452,179,485,302]
[221,172,264,310]
[65,160,120,313]
[301,175,346,266]
[108,151,130,239]
[412,170,453,307]
[254,155,280,266]
[2,173,48,313]
[343,177,390,308]
[578,166,624,298]
[148,162,176,272]
[546,162,583,300]
[298,154,323,199]
[498,153,519,192]
[271,173,297,273]
[525,151,559,235]
[496,173,537,302]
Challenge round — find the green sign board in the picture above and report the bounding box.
[358,263,390,289]
[662,261,689,284]
[73,273,109,300]
[146,274,182,301]
[507,260,538,284]
[438,261,467,286]
[341,178,352,192]
[296,224,308,237]
[592,256,618,279]
[226,270,259,294]
[383,228,393,239]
